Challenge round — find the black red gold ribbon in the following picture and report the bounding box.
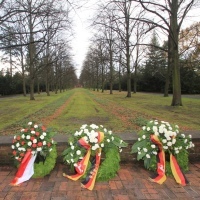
[149,134,189,186]
[63,132,104,190]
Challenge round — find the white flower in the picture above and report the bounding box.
[43,132,47,136]
[137,147,141,151]
[21,134,25,139]
[104,128,107,132]
[28,141,32,146]
[15,156,19,160]
[34,124,38,129]
[166,137,171,141]
[154,131,159,136]
[179,146,182,150]
[175,150,179,154]
[28,122,32,126]
[11,145,15,149]
[142,135,146,139]
[119,148,122,153]
[37,147,42,151]
[14,135,16,139]
[111,136,114,141]
[163,146,168,149]
[154,121,158,125]
[43,141,47,145]
[100,143,104,147]
[153,126,158,133]
[167,142,172,146]
[172,138,176,144]
[40,135,44,140]
[76,150,81,155]
[175,125,179,128]
[84,129,89,134]
[181,134,185,138]
[74,163,78,167]
[143,148,148,152]
[16,142,20,147]
[107,139,110,143]
[49,148,52,152]
[92,144,100,150]
[159,127,164,133]
[146,154,150,158]
[71,159,74,163]
[142,126,146,130]
[31,131,35,134]
[90,124,98,129]
[184,139,188,143]
[21,129,25,132]
[138,138,141,141]
[168,126,172,130]
[26,135,30,139]
[74,131,79,136]
[108,131,112,135]
[147,127,150,131]
[71,146,75,150]
[151,144,156,148]
[188,134,192,138]
[162,139,167,143]
[138,152,141,155]
[33,139,37,143]
[152,151,157,155]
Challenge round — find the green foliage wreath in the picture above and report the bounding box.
[62,124,127,181]
[32,145,57,178]
[11,121,57,178]
[131,120,195,176]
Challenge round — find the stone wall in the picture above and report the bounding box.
[0,132,199,166]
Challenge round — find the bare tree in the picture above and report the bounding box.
[131,0,197,106]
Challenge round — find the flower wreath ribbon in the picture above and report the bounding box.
[149,134,189,186]
[10,150,37,186]
[63,132,104,190]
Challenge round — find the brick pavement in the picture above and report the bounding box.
[0,161,200,200]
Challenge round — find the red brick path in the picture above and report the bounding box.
[1,162,200,200]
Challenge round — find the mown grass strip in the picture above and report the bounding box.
[0,90,75,134]
[49,89,124,134]
[0,88,199,136]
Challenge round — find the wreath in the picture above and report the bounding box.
[131,120,195,185]
[11,122,57,178]
[62,124,127,190]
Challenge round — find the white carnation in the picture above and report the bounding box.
[37,147,42,151]
[146,154,150,158]
[143,148,148,152]
[43,132,47,136]
[33,139,37,143]
[40,135,44,140]
[142,135,146,139]
[76,150,81,155]
[34,124,38,128]
[26,135,30,139]
[28,141,32,146]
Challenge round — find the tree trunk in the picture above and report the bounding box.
[30,78,35,100]
[170,0,182,106]
[164,35,172,97]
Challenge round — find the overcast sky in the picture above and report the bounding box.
[71,0,200,78]
[71,1,97,78]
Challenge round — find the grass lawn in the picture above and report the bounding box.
[0,88,199,136]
